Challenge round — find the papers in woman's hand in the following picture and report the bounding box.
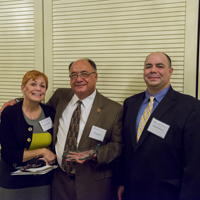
[11,165,58,175]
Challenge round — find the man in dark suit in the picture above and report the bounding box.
[118,52,200,200]
[47,59,123,200]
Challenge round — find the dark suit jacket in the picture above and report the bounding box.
[0,101,55,189]
[119,86,200,200]
[47,88,123,200]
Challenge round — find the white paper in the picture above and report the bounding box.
[12,165,58,175]
[39,117,53,132]
[89,126,107,142]
[147,118,170,139]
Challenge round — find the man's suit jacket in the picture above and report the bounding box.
[120,86,200,200]
[47,88,123,200]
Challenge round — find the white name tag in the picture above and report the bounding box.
[39,117,53,132]
[147,118,170,139]
[89,126,107,142]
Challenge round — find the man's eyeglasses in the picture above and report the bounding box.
[69,72,96,80]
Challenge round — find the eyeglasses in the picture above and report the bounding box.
[69,72,96,80]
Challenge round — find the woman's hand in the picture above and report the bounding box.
[23,148,56,165]
[40,148,56,165]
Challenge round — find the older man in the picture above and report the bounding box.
[118,52,200,200]
[47,59,123,200]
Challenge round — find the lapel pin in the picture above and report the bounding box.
[97,108,101,112]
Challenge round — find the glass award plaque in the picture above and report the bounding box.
[62,143,100,161]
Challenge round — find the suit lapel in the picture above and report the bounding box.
[78,91,103,148]
[134,86,176,152]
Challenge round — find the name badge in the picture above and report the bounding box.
[147,118,170,139]
[89,126,107,142]
[39,117,53,132]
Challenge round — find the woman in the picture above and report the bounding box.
[0,70,56,200]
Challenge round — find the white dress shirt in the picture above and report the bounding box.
[55,90,96,166]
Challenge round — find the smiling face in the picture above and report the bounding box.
[69,59,98,100]
[143,52,173,95]
[21,76,47,103]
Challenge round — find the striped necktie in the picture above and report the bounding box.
[137,96,154,142]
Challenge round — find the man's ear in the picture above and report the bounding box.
[169,67,173,76]
[94,73,98,83]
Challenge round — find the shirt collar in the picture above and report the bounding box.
[144,85,170,103]
[71,90,96,108]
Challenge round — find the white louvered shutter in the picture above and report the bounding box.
[0,0,43,108]
[48,0,198,104]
